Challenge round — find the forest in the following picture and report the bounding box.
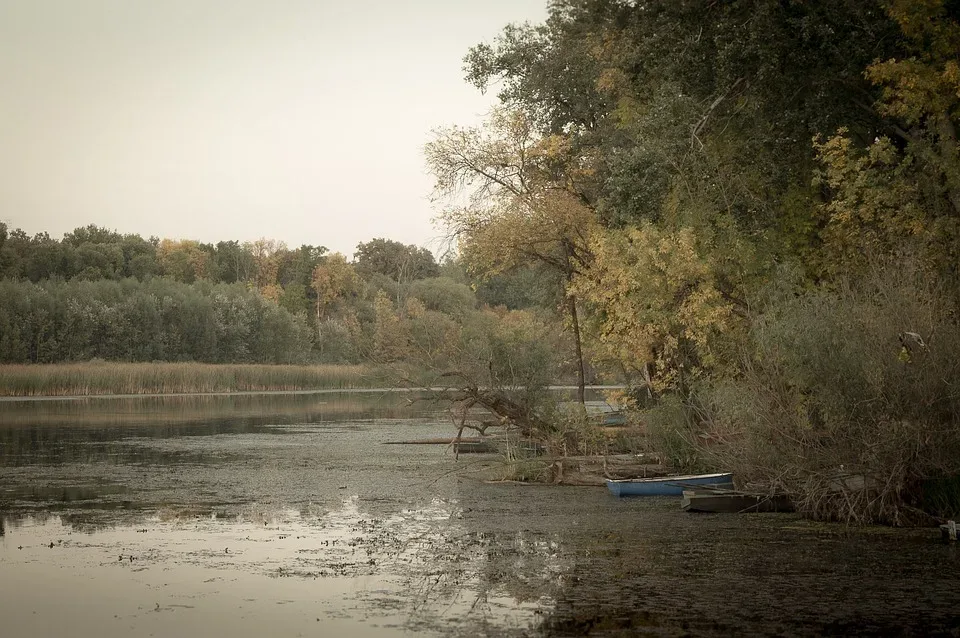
[0,226,566,367]
[3,0,960,524]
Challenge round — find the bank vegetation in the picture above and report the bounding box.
[0,362,379,397]
[423,0,960,525]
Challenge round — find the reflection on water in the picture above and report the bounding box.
[1,391,959,636]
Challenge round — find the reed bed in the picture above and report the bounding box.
[0,362,388,396]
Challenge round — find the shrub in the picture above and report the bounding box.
[696,259,960,524]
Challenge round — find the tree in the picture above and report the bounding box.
[156,239,209,283]
[0,278,312,364]
[474,264,560,310]
[120,234,159,280]
[277,244,327,288]
[571,223,742,395]
[62,224,124,247]
[427,108,596,403]
[371,290,408,362]
[407,277,477,319]
[464,0,900,236]
[246,238,287,293]
[445,0,916,396]
[211,240,255,284]
[311,253,358,320]
[354,238,438,283]
[22,232,66,281]
[865,0,960,217]
[310,253,359,354]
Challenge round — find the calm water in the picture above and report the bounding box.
[1,392,959,636]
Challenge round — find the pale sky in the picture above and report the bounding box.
[0,0,546,255]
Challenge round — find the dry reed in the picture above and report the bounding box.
[0,361,387,396]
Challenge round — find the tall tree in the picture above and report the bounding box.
[427,109,595,403]
[446,0,916,394]
[354,238,439,283]
[310,253,359,354]
[246,238,287,301]
[211,240,255,284]
[156,239,209,283]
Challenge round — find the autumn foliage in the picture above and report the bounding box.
[427,0,960,522]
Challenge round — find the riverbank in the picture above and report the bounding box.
[0,362,388,397]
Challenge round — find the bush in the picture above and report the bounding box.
[644,392,713,473]
[694,260,960,524]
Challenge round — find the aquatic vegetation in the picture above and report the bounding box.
[0,361,386,396]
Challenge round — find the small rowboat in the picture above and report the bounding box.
[606,472,733,497]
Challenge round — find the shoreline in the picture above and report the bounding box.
[0,385,625,402]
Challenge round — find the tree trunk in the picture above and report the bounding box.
[568,293,586,405]
[561,240,586,406]
[316,301,323,357]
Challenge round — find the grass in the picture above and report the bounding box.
[0,361,390,396]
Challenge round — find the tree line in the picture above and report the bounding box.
[0,224,574,384]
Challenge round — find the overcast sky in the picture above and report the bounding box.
[0,0,546,256]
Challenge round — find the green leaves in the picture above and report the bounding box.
[353,238,439,282]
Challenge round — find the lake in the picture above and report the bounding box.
[1,392,959,636]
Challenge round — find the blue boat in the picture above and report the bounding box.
[606,472,734,497]
[598,411,627,426]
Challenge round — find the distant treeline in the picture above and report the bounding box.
[0,224,438,313]
[0,278,312,364]
[0,223,563,366]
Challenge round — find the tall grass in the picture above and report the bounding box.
[0,362,389,396]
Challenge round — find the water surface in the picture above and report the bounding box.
[1,392,958,636]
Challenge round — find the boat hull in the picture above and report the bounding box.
[606,472,733,497]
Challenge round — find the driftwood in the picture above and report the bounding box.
[549,455,666,486]
[445,382,552,438]
[486,454,665,486]
[431,375,554,460]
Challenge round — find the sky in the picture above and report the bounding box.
[0,0,547,256]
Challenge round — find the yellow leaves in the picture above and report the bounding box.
[867,0,960,125]
[868,57,956,124]
[404,297,426,320]
[156,239,209,282]
[243,238,287,293]
[454,188,597,277]
[886,0,944,36]
[572,223,738,391]
[884,0,960,59]
[944,60,960,97]
[372,290,406,362]
[429,107,598,281]
[259,284,282,304]
[596,67,629,95]
[531,134,572,160]
[812,131,950,275]
[311,253,357,318]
